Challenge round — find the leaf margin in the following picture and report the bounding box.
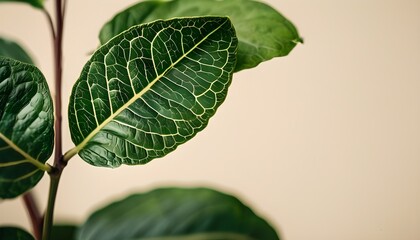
[0,226,35,240]
[0,56,53,199]
[0,36,34,64]
[76,187,280,240]
[66,16,238,167]
[0,0,44,9]
[98,0,302,72]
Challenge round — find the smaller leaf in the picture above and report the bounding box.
[0,57,54,199]
[77,187,280,240]
[0,226,35,240]
[0,37,34,64]
[99,0,302,72]
[0,0,43,9]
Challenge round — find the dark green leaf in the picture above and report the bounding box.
[99,0,302,72]
[0,57,54,199]
[0,226,35,240]
[52,225,78,240]
[0,0,43,8]
[0,37,34,64]
[77,187,280,240]
[68,17,237,167]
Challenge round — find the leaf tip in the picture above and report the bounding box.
[294,36,304,44]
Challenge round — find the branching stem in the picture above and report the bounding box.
[63,147,77,162]
[42,8,56,42]
[41,0,67,239]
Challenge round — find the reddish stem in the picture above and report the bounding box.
[53,0,64,166]
[42,0,67,239]
[23,192,43,240]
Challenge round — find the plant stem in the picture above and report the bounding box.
[53,0,64,165]
[62,0,67,20]
[22,5,58,240]
[23,192,43,240]
[42,0,67,239]
[42,8,56,42]
[42,172,61,240]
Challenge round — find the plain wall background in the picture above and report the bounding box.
[1,0,420,239]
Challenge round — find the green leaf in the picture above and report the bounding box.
[77,187,280,240]
[0,37,34,64]
[0,57,54,199]
[0,226,35,240]
[0,0,43,8]
[52,225,78,240]
[99,0,302,72]
[68,17,237,167]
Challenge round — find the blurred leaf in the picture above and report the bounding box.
[0,226,35,240]
[0,37,34,64]
[77,187,280,240]
[68,17,237,167]
[52,225,78,240]
[0,0,43,9]
[99,0,302,72]
[0,57,54,199]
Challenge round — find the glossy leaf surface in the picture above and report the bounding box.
[99,0,302,72]
[0,57,53,199]
[0,37,34,64]
[68,17,237,167]
[0,227,35,240]
[0,0,43,8]
[77,187,280,240]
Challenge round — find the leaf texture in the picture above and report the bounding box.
[68,17,237,167]
[77,187,280,240]
[99,0,302,72]
[0,37,34,64]
[0,0,43,8]
[0,57,53,199]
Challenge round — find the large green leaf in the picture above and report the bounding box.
[0,57,54,199]
[0,37,34,64]
[0,0,43,8]
[68,17,237,167]
[77,187,280,240]
[99,0,302,72]
[0,226,35,240]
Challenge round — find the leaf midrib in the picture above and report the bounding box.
[0,132,50,171]
[68,18,229,159]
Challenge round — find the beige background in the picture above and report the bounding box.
[1,0,420,239]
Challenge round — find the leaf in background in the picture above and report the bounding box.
[0,57,54,199]
[99,0,302,72]
[0,226,35,240]
[68,17,237,167]
[0,0,43,8]
[77,187,280,240]
[0,37,34,64]
[52,225,78,240]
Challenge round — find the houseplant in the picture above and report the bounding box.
[0,0,301,239]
